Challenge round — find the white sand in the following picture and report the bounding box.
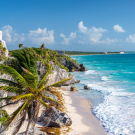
[3,88,107,135]
[58,88,107,135]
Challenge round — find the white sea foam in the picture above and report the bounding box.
[87,83,135,135]
[101,76,108,81]
[84,70,95,75]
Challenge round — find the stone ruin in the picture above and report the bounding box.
[0,31,8,57]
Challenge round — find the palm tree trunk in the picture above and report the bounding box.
[25,121,31,135]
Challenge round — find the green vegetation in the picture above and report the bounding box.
[10,48,79,72]
[65,51,120,55]
[19,43,23,48]
[0,110,10,126]
[0,43,7,61]
[0,48,71,134]
[41,43,45,49]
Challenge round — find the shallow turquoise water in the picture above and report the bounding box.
[71,54,135,135]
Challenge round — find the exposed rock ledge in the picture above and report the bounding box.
[37,61,80,86]
[61,59,87,72]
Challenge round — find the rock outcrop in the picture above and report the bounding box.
[42,92,58,103]
[40,107,72,127]
[61,60,87,72]
[70,86,78,91]
[37,61,80,86]
[84,85,90,90]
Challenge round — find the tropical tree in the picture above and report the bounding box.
[41,43,45,50]
[0,48,71,135]
[19,43,23,48]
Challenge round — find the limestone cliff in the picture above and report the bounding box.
[61,59,87,72]
[36,61,80,86]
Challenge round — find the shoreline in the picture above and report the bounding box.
[69,53,120,56]
[58,87,107,135]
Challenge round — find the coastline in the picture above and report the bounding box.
[69,53,120,56]
[3,87,107,135]
[57,87,107,135]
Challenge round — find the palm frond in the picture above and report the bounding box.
[37,79,48,92]
[0,96,14,101]
[33,101,40,126]
[38,64,53,88]
[42,94,60,107]
[0,100,29,133]
[0,103,15,109]
[0,86,23,94]
[39,99,50,108]
[0,79,21,88]
[23,71,37,91]
[11,49,38,77]
[11,93,34,101]
[47,77,72,88]
[12,111,26,135]
[0,64,29,88]
[21,67,34,75]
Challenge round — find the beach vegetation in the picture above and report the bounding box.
[0,110,10,126]
[41,43,45,49]
[19,43,23,48]
[0,48,71,134]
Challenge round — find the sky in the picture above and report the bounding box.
[0,0,135,52]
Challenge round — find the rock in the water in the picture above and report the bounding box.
[18,128,47,135]
[80,64,87,71]
[70,86,78,91]
[40,107,72,127]
[61,60,87,72]
[84,85,90,90]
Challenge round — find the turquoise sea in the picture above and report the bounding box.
[71,54,135,135]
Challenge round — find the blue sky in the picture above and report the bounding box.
[1,0,135,52]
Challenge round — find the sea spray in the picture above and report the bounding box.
[71,54,135,135]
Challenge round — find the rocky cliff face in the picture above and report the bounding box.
[0,71,12,135]
[0,61,80,134]
[36,61,80,86]
[61,60,87,72]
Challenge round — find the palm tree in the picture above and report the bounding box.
[0,48,71,135]
[19,43,23,48]
[41,43,45,50]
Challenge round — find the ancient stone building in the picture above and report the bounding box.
[0,31,8,57]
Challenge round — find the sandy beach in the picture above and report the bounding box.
[57,87,107,135]
[3,87,107,135]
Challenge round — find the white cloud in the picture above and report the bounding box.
[126,34,135,43]
[78,21,87,33]
[78,21,108,43]
[60,33,66,38]
[98,38,121,44]
[113,25,125,32]
[27,28,54,45]
[70,32,76,39]
[60,32,76,45]
[1,25,25,44]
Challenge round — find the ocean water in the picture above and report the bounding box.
[71,54,135,135]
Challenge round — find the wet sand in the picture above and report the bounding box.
[58,88,107,135]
